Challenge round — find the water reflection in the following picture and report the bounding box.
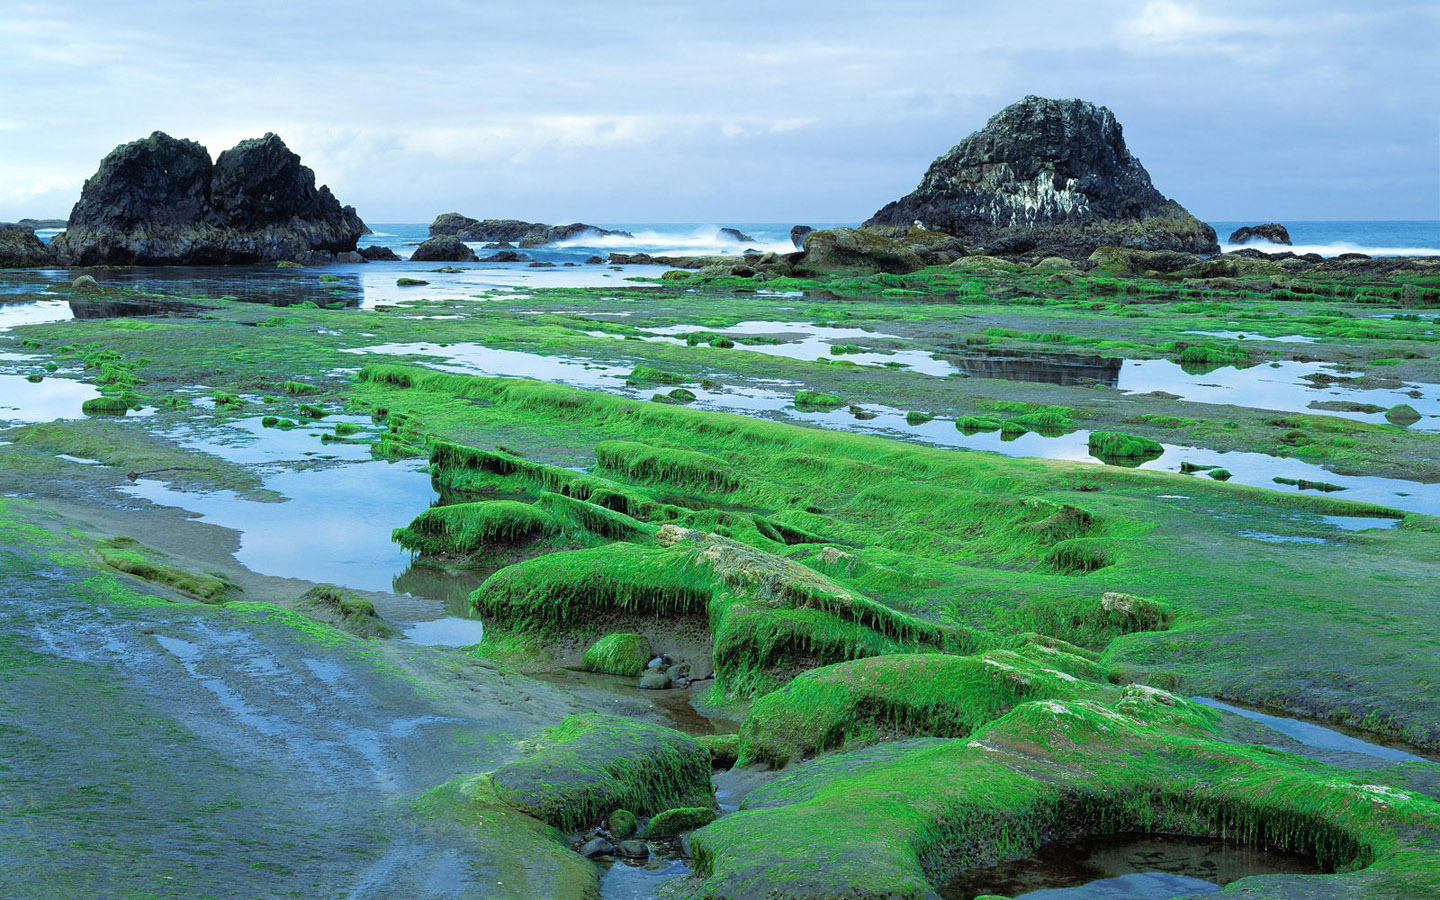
[940,833,1322,900]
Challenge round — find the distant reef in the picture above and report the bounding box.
[429,213,632,248]
[50,131,367,266]
[864,95,1218,258]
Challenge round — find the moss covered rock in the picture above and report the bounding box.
[393,500,555,557]
[738,650,1111,767]
[582,633,652,676]
[1087,431,1164,461]
[644,806,717,839]
[489,713,713,831]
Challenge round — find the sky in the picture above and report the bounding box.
[1,1,1436,224]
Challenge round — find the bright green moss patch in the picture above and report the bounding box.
[795,389,845,410]
[96,538,239,603]
[582,632,652,676]
[489,713,713,831]
[394,500,556,558]
[595,440,740,493]
[627,364,687,385]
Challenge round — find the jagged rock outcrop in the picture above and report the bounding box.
[0,224,54,267]
[717,227,754,243]
[865,96,1217,259]
[1228,223,1291,245]
[428,213,632,247]
[50,132,366,266]
[410,235,479,263]
[790,225,814,248]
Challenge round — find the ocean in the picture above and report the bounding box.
[354,220,1440,262]
[35,220,1440,261]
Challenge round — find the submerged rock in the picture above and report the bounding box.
[1228,223,1292,245]
[0,223,54,267]
[52,131,366,265]
[864,95,1217,258]
[409,235,479,263]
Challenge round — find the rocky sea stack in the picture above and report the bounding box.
[865,95,1218,258]
[51,132,367,266]
[1228,223,1292,245]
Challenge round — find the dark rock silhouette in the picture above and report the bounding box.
[790,225,814,248]
[359,245,401,261]
[865,96,1217,258]
[1228,223,1292,245]
[51,132,366,265]
[410,235,479,263]
[717,227,755,242]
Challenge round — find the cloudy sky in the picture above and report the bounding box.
[1,1,1436,223]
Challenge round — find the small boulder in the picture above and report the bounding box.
[578,837,614,858]
[615,840,649,860]
[718,227,755,243]
[1386,404,1421,427]
[71,274,102,292]
[583,633,652,677]
[638,670,673,690]
[410,235,479,263]
[790,225,814,248]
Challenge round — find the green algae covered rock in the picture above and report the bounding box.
[1386,404,1421,427]
[697,733,740,769]
[490,713,713,831]
[1087,430,1164,462]
[582,632,651,676]
[643,806,716,839]
[738,649,1111,768]
[795,389,845,410]
[81,396,133,415]
[393,500,555,557]
[606,808,638,840]
[687,690,1440,900]
[1098,591,1172,633]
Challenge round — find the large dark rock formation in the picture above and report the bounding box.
[51,132,366,265]
[865,96,1217,258]
[1228,223,1291,246]
[0,224,54,267]
[429,213,632,247]
[410,235,479,263]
